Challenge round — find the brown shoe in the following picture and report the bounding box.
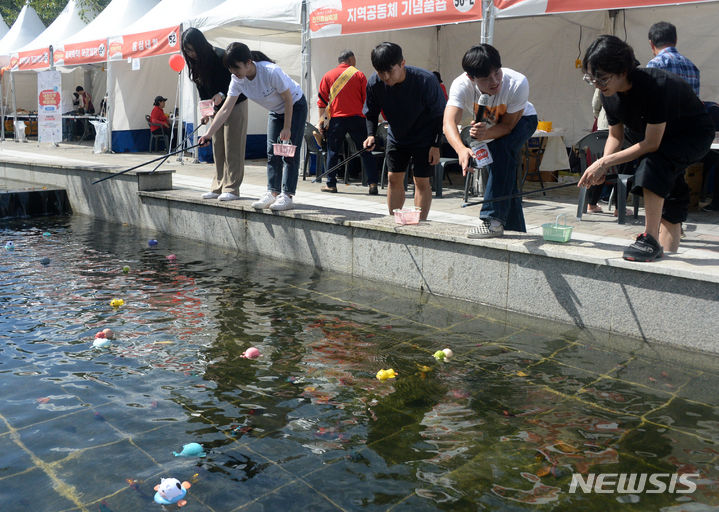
[368,184,378,195]
[321,185,338,193]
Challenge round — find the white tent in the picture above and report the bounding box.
[9,0,94,125]
[0,4,45,66]
[0,14,9,41]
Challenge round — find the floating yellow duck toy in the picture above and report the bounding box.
[110,298,124,308]
[376,369,398,381]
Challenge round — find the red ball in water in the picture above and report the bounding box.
[94,331,106,339]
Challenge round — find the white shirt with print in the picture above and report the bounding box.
[228,61,303,114]
[447,67,536,129]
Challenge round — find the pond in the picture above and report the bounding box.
[1,215,718,511]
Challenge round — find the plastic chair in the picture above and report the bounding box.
[575,130,639,224]
[146,114,168,152]
[433,135,458,198]
[303,122,326,180]
[519,137,548,193]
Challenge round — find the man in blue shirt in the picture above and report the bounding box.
[647,21,700,97]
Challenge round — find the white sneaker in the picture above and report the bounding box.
[467,219,504,239]
[201,192,219,199]
[251,191,276,209]
[269,193,294,211]
[218,192,240,201]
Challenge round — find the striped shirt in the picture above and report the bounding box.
[647,47,700,96]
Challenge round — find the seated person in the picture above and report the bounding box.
[150,95,172,145]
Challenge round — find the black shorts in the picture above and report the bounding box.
[385,141,434,178]
[628,116,714,224]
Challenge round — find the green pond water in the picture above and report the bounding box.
[1,215,718,512]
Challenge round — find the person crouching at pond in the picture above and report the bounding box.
[578,35,714,262]
[199,42,307,212]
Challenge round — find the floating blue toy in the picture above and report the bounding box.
[93,338,111,349]
[148,239,158,247]
[4,241,14,250]
[173,442,206,457]
[43,232,51,237]
[153,477,191,506]
[40,257,51,266]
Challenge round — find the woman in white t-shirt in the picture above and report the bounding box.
[199,42,307,212]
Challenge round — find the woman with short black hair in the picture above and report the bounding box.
[578,35,714,262]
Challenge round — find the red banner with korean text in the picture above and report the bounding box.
[54,39,108,67]
[14,48,51,71]
[108,25,181,61]
[309,0,482,38]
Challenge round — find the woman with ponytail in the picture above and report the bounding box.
[182,28,248,201]
[199,42,307,211]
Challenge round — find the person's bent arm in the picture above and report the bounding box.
[579,122,665,187]
[471,109,523,141]
[279,89,294,141]
[198,94,238,145]
[443,105,474,174]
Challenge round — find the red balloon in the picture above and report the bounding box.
[169,54,185,73]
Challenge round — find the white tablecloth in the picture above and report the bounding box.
[532,129,570,171]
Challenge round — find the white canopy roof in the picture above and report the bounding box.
[123,0,225,35]
[16,0,92,53]
[0,5,45,57]
[0,14,9,40]
[64,0,160,44]
[191,0,302,34]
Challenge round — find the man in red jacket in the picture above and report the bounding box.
[317,50,378,194]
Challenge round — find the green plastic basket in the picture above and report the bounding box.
[542,214,573,243]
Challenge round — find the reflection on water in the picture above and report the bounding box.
[1,216,718,511]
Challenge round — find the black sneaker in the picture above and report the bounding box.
[622,233,663,262]
[368,184,378,195]
[702,203,719,212]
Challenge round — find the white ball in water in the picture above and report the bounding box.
[442,348,453,359]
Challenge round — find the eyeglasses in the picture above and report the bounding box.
[583,73,611,88]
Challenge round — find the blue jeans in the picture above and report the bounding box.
[266,95,307,195]
[481,115,538,232]
[325,116,378,187]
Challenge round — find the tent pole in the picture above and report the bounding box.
[10,71,17,142]
[1,71,5,141]
[300,0,310,166]
[106,58,113,153]
[480,0,496,45]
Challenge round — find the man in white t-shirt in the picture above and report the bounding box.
[443,44,538,238]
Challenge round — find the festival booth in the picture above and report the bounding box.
[50,0,160,150]
[8,0,94,144]
[188,0,304,158]
[0,5,45,139]
[306,0,719,148]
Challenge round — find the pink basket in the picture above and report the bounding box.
[393,207,421,225]
[272,139,297,157]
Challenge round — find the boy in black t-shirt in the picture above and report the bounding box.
[363,42,446,220]
[578,35,713,262]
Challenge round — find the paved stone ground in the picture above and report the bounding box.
[2,139,717,278]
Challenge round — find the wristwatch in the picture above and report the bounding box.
[218,92,226,100]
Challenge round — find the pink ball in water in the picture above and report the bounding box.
[102,328,115,339]
[167,254,177,261]
[242,347,261,359]
[94,331,106,339]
